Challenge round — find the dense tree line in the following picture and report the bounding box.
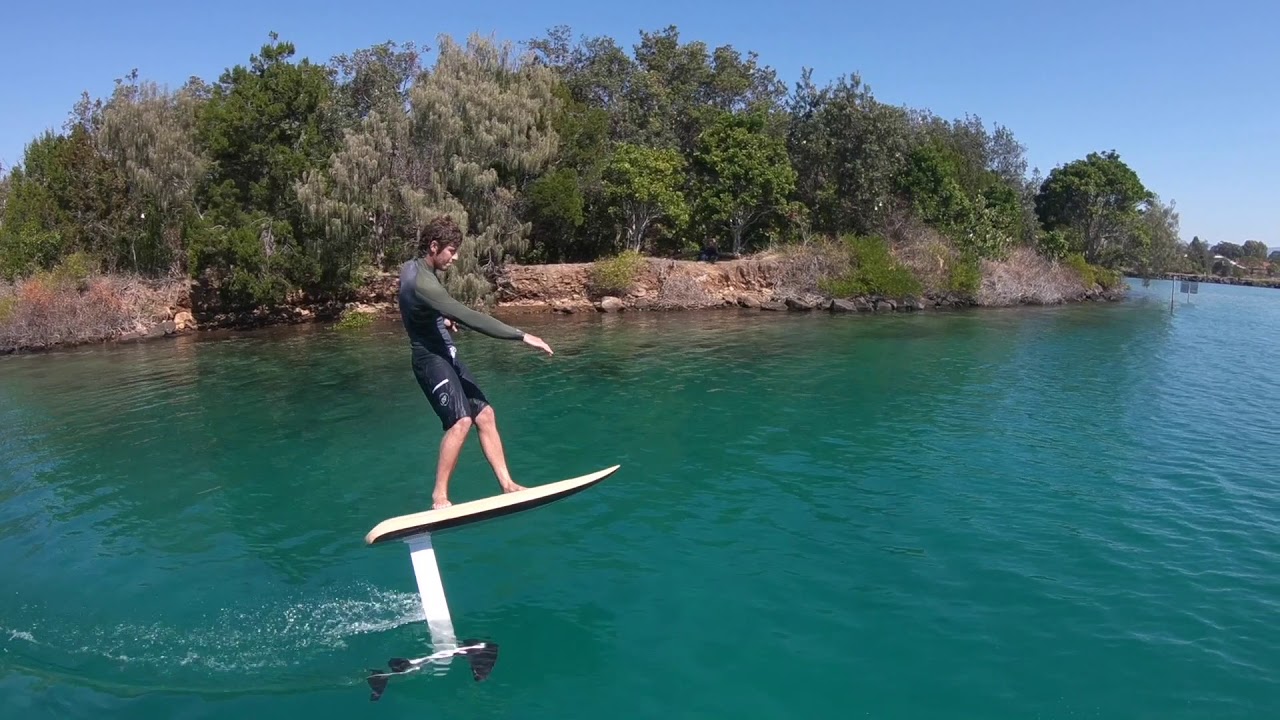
[0,27,1193,309]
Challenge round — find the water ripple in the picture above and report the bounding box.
[1,286,1278,718]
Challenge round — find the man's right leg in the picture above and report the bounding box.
[413,350,474,509]
[433,415,472,509]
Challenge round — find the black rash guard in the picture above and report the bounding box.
[397,258,524,358]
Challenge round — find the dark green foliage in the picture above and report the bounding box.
[1034,151,1153,266]
[191,34,344,307]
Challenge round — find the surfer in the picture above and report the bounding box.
[397,215,554,509]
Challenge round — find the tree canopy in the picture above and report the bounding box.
[0,25,1209,310]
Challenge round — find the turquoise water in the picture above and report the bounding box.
[2,279,1278,718]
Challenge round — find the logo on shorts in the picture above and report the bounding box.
[438,392,449,406]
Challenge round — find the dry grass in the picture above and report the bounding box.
[652,263,720,309]
[977,247,1088,306]
[878,212,965,292]
[0,271,188,353]
[765,237,852,297]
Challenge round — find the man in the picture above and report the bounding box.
[397,216,553,509]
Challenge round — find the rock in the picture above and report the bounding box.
[161,320,178,335]
[830,299,858,313]
[785,295,819,311]
[597,296,625,312]
[759,301,786,312]
[902,296,927,312]
[736,294,761,309]
[874,298,896,312]
[551,301,576,314]
[174,311,196,331]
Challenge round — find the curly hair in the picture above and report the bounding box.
[419,216,463,254]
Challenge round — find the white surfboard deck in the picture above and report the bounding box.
[365,464,620,545]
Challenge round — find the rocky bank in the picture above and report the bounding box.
[1,252,1125,355]
[488,253,1124,315]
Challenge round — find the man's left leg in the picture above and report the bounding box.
[474,405,525,494]
[454,358,525,495]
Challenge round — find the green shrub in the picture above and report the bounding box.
[1063,252,1124,291]
[946,253,982,296]
[335,310,373,330]
[48,251,97,289]
[818,234,923,298]
[589,249,645,295]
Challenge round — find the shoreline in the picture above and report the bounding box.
[1154,272,1279,289]
[2,254,1129,356]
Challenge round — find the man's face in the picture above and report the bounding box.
[428,242,458,270]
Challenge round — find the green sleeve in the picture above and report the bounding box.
[413,269,525,340]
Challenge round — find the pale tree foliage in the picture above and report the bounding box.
[300,33,559,303]
[96,72,207,272]
[1134,194,1183,276]
[296,98,461,277]
[412,33,560,299]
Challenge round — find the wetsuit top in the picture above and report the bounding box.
[397,258,524,358]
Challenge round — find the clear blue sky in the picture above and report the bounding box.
[2,0,1275,248]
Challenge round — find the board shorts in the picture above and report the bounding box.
[411,349,490,431]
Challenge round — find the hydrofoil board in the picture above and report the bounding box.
[365,464,620,545]
[360,464,619,699]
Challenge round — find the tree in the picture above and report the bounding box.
[328,40,422,126]
[1187,236,1212,273]
[1132,194,1182,277]
[692,111,796,254]
[1211,241,1243,259]
[1242,240,1268,259]
[521,83,612,262]
[785,70,913,236]
[602,142,689,251]
[97,71,208,274]
[1034,150,1153,266]
[299,33,560,303]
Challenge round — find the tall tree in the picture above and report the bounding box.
[785,70,913,236]
[189,32,343,308]
[1241,240,1268,259]
[1132,194,1182,276]
[602,142,689,252]
[300,33,560,303]
[97,71,208,274]
[692,110,796,254]
[1034,150,1153,266]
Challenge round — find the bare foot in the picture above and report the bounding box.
[500,482,526,494]
[433,495,452,510]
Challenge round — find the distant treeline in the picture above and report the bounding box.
[0,26,1191,309]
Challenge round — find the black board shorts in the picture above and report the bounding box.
[411,349,490,430]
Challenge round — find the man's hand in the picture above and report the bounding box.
[443,318,458,333]
[522,333,553,355]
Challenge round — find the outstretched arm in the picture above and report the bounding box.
[414,278,522,339]
[413,272,553,354]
